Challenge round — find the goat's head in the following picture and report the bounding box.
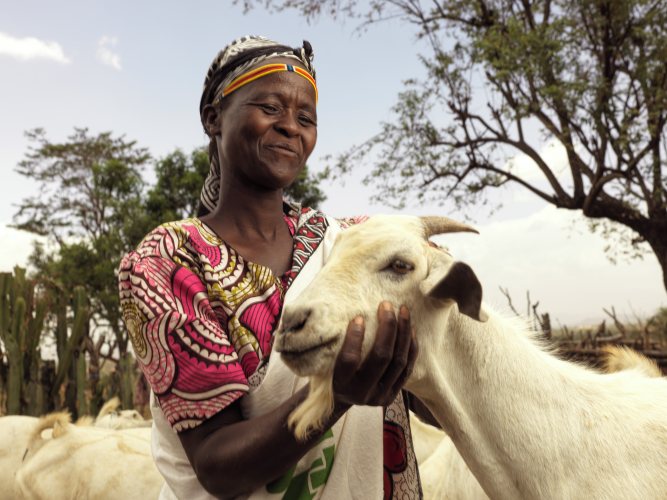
[274,214,488,439]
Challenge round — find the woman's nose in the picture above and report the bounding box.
[274,111,300,137]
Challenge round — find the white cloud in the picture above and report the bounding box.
[96,36,122,70]
[503,138,575,182]
[0,31,70,63]
[0,223,48,272]
[431,205,666,326]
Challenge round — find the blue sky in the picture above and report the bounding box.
[1,0,665,325]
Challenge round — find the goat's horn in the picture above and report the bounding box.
[420,216,479,238]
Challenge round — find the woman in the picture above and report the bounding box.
[119,36,434,500]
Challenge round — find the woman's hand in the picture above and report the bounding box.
[332,302,419,408]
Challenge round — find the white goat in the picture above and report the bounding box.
[95,396,152,429]
[420,433,489,500]
[274,214,667,500]
[601,344,663,378]
[410,412,489,500]
[15,412,163,500]
[0,415,39,500]
[409,411,447,465]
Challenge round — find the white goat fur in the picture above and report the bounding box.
[419,432,489,500]
[0,415,39,500]
[275,214,667,500]
[410,412,490,500]
[601,344,663,378]
[94,396,153,429]
[15,412,163,500]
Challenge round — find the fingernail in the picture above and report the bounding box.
[382,301,393,312]
[353,316,364,326]
[411,329,416,339]
[400,306,409,319]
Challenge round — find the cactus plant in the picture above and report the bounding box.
[0,268,49,415]
[50,286,88,402]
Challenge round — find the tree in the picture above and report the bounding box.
[15,128,151,410]
[284,165,328,209]
[144,147,210,225]
[249,0,667,292]
[146,149,327,222]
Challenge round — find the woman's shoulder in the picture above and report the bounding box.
[122,217,223,269]
[295,205,369,229]
[335,215,370,229]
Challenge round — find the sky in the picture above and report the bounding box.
[1,0,665,327]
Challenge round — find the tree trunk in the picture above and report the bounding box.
[64,359,78,420]
[84,334,103,416]
[76,350,87,416]
[39,360,56,414]
[118,353,134,410]
[4,335,21,415]
[26,355,41,416]
[644,229,667,294]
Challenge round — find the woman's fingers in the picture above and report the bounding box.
[356,302,398,392]
[391,329,419,395]
[377,305,412,393]
[333,303,417,408]
[333,316,365,391]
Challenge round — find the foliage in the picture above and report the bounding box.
[249,0,667,292]
[14,128,150,244]
[284,165,328,209]
[145,147,210,224]
[15,129,149,362]
[0,267,90,417]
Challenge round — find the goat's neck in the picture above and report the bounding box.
[408,308,593,500]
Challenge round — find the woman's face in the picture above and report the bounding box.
[205,59,318,191]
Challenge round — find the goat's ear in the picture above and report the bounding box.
[421,260,489,323]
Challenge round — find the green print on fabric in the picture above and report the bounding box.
[266,429,336,499]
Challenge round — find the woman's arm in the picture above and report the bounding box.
[178,302,417,500]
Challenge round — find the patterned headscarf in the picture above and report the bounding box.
[198,36,316,216]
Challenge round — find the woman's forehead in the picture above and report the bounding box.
[226,61,317,106]
[240,72,317,106]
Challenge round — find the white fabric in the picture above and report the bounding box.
[151,214,383,500]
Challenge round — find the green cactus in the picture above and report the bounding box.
[51,286,88,401]
[1,273,23,415]
[0,269,95,417]
[0,268,50,416]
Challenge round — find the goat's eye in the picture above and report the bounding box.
[390,260,413,274]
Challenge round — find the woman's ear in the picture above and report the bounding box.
[202,104,222,136]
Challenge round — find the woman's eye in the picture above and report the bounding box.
[390,260,413,274]
[261,105,279,113]
[298,115,314,125]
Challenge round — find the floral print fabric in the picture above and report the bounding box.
[119,215,296,432]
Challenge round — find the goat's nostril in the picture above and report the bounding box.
[284,309,311,335]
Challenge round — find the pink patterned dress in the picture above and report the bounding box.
[118,214,297,431]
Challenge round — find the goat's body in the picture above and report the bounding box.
[410,412,447,464]
[15,413,163,500]
[275,214,667,500]
[410,412,489,500]
[0,416,38,500]
[94,396,152,429]
[407,306,667,500]
[420,433,489,500]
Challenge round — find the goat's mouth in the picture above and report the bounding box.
[277,336,339,360]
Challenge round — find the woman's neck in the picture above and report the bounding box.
[200,167,295,275]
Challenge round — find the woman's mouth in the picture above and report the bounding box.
[267,143,299,157]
